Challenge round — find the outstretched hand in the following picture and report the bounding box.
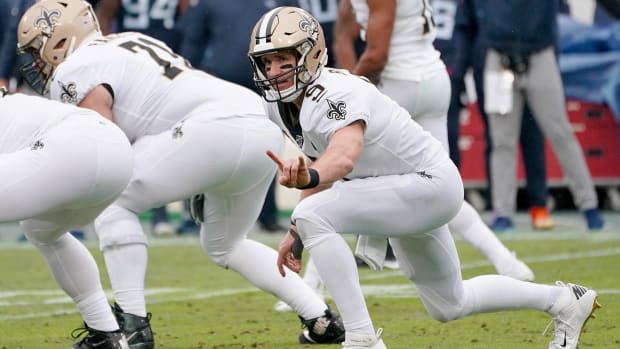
[266,150,311,189]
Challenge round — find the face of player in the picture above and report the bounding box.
[259,51,297,92]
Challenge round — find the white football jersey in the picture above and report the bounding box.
[50,32,265,143]
[0,93,84,152]
[350,0,444,81]
[263,68,448,178]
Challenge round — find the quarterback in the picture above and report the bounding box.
[249,6,600,349]
[16,0,345,347]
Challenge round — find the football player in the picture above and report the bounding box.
[333,0,535,278]
[0,89,133,349]
[16,0,345,347]
[249,7,600,349]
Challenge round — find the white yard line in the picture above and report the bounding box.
[1,246,619,321]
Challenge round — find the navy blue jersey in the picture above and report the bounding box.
[0,0,36,79]
[177,0,298,90]
[117,0,182,50]
[430,0,460,75]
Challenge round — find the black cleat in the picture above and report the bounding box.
[112,303,154,349]
[70,325,129,349]
[298,305,346,344]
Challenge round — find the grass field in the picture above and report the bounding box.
[0,212,619,349]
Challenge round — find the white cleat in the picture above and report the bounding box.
[342,329,387,349]
[545,281,601,349]
[495,252,535,282]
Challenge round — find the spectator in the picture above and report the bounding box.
[455,0,605,231]
[249,7,601,349]
[434,0,554,232]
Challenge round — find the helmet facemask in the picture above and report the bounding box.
[17,36,55,95]
[16,0,101,95]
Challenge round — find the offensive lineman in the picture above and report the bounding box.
[248,7,600,349]
[16,0,345,347]
[0,89,133,348]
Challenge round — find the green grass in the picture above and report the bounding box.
[0,232,619,348]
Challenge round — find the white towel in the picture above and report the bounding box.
[354,235,388,271]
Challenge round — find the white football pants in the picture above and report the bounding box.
[0,114,133,331]
[95,113,331,320]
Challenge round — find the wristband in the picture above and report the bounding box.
[298,168,320,189]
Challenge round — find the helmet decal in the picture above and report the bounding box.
[35,7,61,32]
[298,14,319,41]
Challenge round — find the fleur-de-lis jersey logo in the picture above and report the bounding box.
[58,81,78,104]
[35,7,61,31]
[298,13,320,41]
[326,99,347,120]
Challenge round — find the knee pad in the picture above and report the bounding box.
[94,204,148,251]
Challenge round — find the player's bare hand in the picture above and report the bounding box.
[276,228,303,277]
[266,150,311,188]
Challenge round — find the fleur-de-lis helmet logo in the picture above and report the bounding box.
[298,13,320,41]
[35,7,61,32]
[326,99,347,120]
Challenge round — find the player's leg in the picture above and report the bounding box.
[391,226,600,348]
[195,117,345,344]
[292,159,463,346]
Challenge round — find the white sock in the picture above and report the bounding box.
[225,239,328,320]
[34,233,119,331]
[103,243,148,317]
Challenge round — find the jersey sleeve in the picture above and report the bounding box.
[302,72,371,143]
[50,58,106,105]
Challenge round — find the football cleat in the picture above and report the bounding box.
[544,281,601,349]
[342,328,387,349]
[112,303,154,349]
[298,305,346,344]
[70,325,129,349]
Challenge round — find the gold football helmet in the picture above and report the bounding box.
[248,7,328,102]
[16,0,100,95]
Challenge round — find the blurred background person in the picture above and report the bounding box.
[455,0,605,231]
[435,0,554,232]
